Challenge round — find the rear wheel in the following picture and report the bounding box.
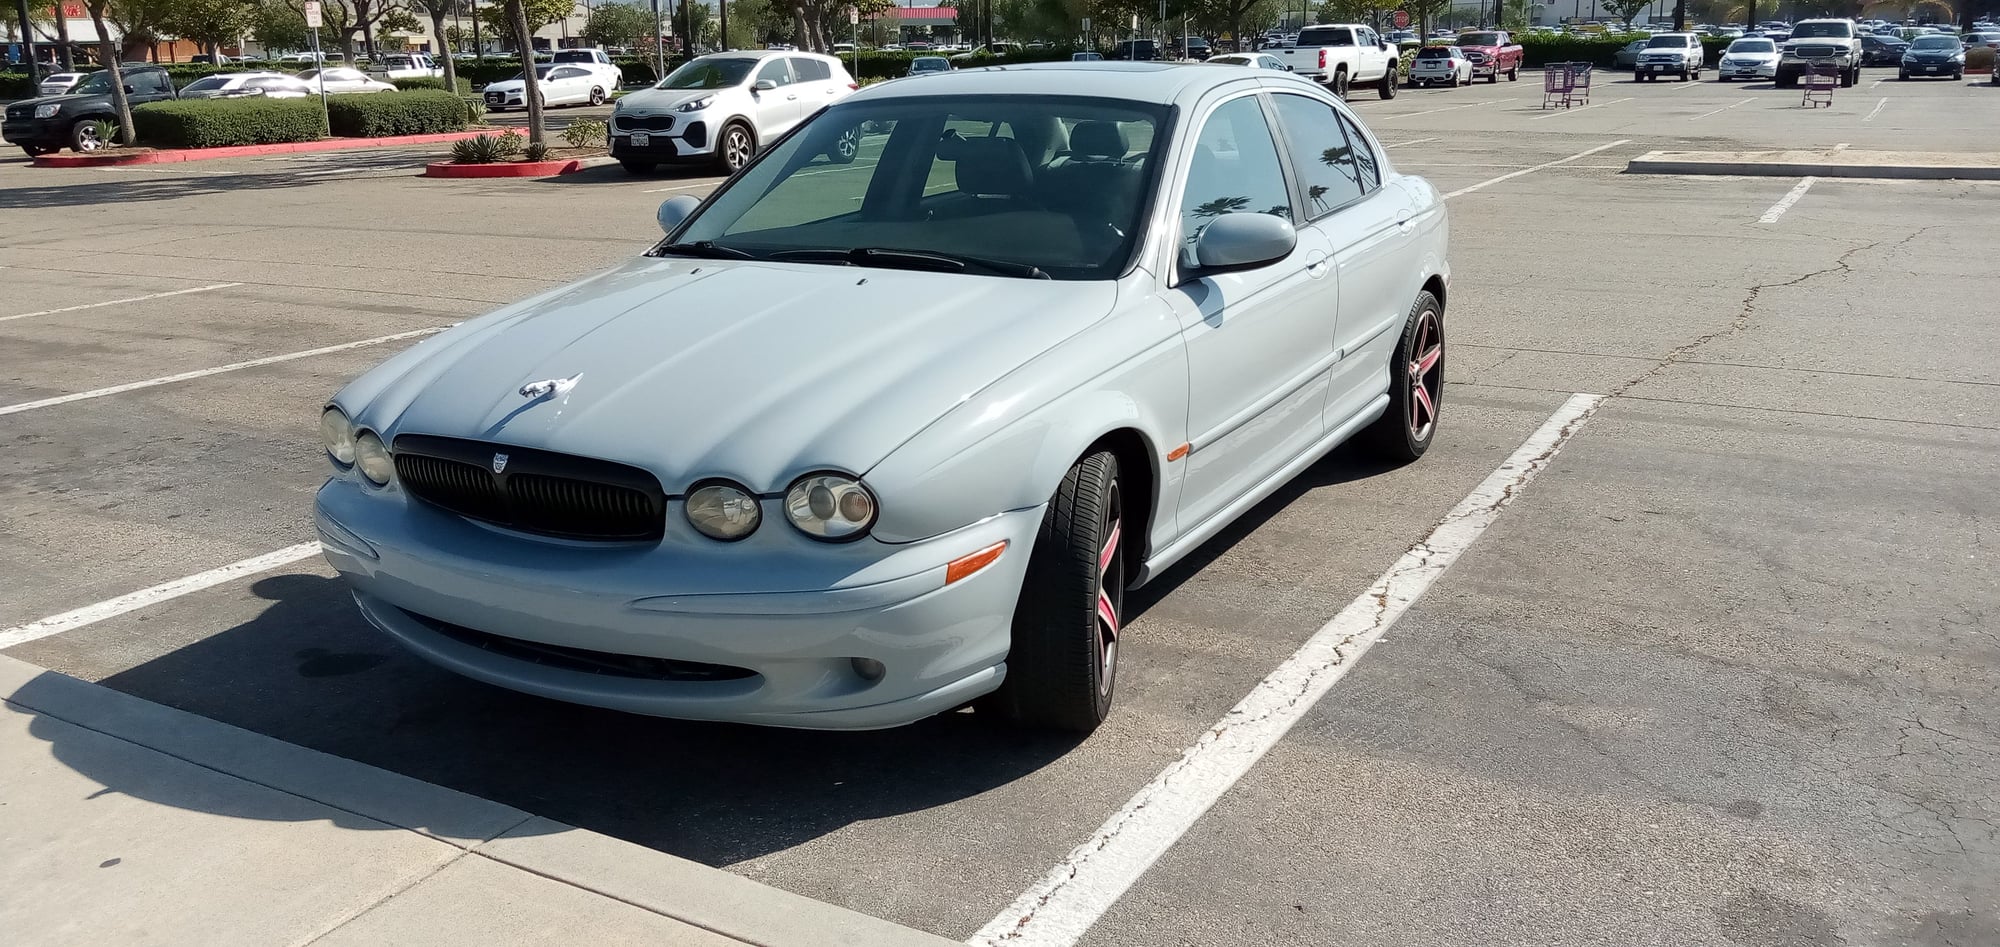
[987,450,1125,733]
[20,144,55,157]
[1448,72,1460,87]
[1363,291,1445,462]
[1331,68,1350,98]
[1378,68,1397,99]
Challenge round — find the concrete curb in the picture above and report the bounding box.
[0,654,959,947]
[32,130,497,168]
[424,154,618,178]
[1626,149,2000,180]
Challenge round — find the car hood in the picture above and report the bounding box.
[8,91,106,110]
[1722,51,1779,60]
[618,88,732,111]
[484,79,527,92]
[1458,44,1504,54]
[343,256,1118,493]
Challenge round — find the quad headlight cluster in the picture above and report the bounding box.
[320,406,395,487]
[682,472,877,543]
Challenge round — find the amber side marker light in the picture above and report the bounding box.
[946,541,1008,585]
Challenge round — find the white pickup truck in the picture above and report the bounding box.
[1273,23,1400,99]
[368,53,444,81]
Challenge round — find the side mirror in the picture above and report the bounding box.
[753,78,776,91]
[657,194,701,234]
[1194,213,1297,273]
[124,84,135,93]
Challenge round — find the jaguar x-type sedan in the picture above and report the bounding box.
[317,63,1449,733]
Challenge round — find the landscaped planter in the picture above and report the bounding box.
[423,155,616,177]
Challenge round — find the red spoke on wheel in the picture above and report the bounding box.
[1098,520,1121,574]
[1097,588,1119,634]
[1414,344,1441,376]
[1412,380,1436,429]
[1097,518,1121,637]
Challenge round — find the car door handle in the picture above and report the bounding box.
[786,94,798,100]
[1395,212,1415,233]
[1304,251,1330,278]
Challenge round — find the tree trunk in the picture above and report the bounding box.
[791,3,809,52]
[507,0,544,148]
[1673,0,1685,29]
[431,10,458,89]
[86,4,134,146]
[55,2,75,70]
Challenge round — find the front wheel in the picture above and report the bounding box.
[1378,68,1397,99]
[69,119,113,153]
[1363,290,1444,462]
[20,144,56,157]
[828,126,859,163]
[1508,65,1519,80]
[986,450,1125,732]
[1487,68,1498,83]
[716,122,754,173]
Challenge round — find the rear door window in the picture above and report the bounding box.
[790,57,832,82]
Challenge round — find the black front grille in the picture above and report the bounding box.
[615,114,674,132]
[392,434,666,542]
[413,612,757,682]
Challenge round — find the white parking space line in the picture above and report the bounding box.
[294,164,421,177]
[0,283,242,324]
[1871,77,1888,88]
[0,326,447,417]
[1689,98,1753,121]
[1529,96,1632,120]
[642,181,722,193]
[1441,139,1630,200]
[968,393,1608,947]
[1865,98,1888,122]
[1757,176,1818,224]
[0,543,320,650]
[1382,137,1440,148]
[1669,80,1703,91]
[1833,141,1851,150]
[1376,99,1506,120]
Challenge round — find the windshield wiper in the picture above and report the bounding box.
[652,240,755,260]
[768,247,1049,280]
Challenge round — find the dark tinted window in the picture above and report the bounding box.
[1415,47,1457,58]
[1180,96,1292,265]
[181,75,231,91]
[1298,26,1355,46]
[1271,93,1371,218]
[790,57,832,81]
[755,58,794,87]
[134,71,172,93]
[660,57,756,89]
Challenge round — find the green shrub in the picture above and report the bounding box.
[524,140,548,161]
[561,119,606,148]
[131,97,326,149]
[325,89,469,137]
[393,75,472,93]
[0,72,36,99]
[461,95,486,123]
[451,132,516,163]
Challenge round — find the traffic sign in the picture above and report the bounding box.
[1393,9,1409,27]
[846,5,857,24]
[304,0,322,28]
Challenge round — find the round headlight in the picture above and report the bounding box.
[784,473,876,541]
[685,481,761,541]
[354,430,395,486]
[320,407,356,465]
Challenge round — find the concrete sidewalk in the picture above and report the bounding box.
[0,655,961,946]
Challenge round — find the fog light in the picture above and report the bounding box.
[851,657,885,681]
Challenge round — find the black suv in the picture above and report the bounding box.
[1860,33,1909,65]
[3,65,178,155]
[1110,39,1159,61]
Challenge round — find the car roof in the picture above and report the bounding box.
[848,61,1281,105]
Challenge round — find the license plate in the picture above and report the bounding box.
[1651,64,1668,71]
[1925,66,1939,72]
[631,132,650,147]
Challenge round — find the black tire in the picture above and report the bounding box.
[1448,73,1459,88]
[1717,75,1731,82]
[618,158,655,174]
[716,122,754,173]
[1363,290,1444,462]
[1487,68,1498,83]
[69,119,111,153]
[1898,71,1908,80]
[987,450,1126,732]
[20,144,55,157]
[1634,70,1644,82]
[828,126,859,163]
[1378,68,1397,99]
[588,85,606,105]
[1331,68,1350,98]
[1839,70,1854,87]
[1508,65,1519,81]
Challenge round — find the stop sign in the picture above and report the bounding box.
[1393,10,1410,27]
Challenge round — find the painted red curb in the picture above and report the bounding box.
[423,158,596,177]
[32,130,496,167]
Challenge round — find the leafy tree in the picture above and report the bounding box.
[478,0,570,49]
[1598,0,1652,26]
[1498,0,1529,27]
[584,0,655,46]
[161,0,255,59]
[253,0,310,52]
[1402,0,1451,37]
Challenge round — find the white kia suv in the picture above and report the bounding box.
[611,51,858,175]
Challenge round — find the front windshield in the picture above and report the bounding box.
[668,96,1169,281]
[1728,39,1776,52]
[181,76,232,91]
[67,71,113,95]
[1791,22,1852,38]
[1645,35,1689,47]
[1459,32,1503,46]
[297,69,322,79]
[912,58,947,70]
[659,57,757,89]
[1909,36,1960,49]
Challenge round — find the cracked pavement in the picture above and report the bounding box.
[3,69,1995,946]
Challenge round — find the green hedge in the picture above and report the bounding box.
[326,89,470,137]
[1,72,35,99]
[131,97,326,148]
[393,76,473,93]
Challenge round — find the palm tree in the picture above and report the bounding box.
[505,0,545,150]
[408,0,462,91]
[83,0,134,149]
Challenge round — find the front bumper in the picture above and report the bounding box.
[610,122,714,162]
[1899,60,1961,74]
[1409,66,1461,82]
[2,116,65,148]
[316,478,1043,729]
[1718,61,1777,78]
[1638,59,1693,73]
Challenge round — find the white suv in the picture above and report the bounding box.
[1634,33,1705,81]
[611,51,857,175]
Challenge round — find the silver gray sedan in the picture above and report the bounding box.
[316,63,1450,733]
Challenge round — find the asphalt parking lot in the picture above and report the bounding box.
[3,67,1996,945]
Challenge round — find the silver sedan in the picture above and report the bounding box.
[316,63,1450,733]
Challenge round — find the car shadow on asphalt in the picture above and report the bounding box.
[0,170,325,209]
[83,571,1081,866]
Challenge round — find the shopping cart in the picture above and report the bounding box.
[1542,62,1593,109]
[1801,62,1838,108]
